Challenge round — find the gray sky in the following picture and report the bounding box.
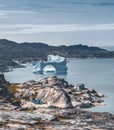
[0,0,114,46]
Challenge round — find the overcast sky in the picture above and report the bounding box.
[0,0,114,46]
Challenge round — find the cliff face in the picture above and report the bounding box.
[0,73,10,97]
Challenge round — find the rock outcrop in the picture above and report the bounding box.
[0,106,114,130]
[0,74,114,130]
[0,73,10,97]
[12,76,104,109]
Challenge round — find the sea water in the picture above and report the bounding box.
[4,58,114,114]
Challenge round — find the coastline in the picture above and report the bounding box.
[0,74,114,129]
[4,58,114,115]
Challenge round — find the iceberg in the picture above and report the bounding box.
[33,55,67,74]
[47,55,65,62]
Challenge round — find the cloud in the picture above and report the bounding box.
[0,9,37,15]
[94,2,114,6]
[0,10,37,15]
[54,1,114,7]
[0,24,114,34]
[0,10,37,19]
[54,1,87,5]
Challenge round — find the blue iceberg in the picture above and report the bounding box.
[33,55,67,74]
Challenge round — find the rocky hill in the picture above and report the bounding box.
[0,74,114,130]
[0,39,114,72]
[0,57,23,72]
[12,76,104,109]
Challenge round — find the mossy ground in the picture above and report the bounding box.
[7,84,21,104]
[8,84,19,95]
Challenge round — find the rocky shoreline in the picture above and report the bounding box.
[13,76,105,109]
[0,74,114,129]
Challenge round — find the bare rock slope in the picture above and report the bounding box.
[13,76,104,109]
[0,74,114,129]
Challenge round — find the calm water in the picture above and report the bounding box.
[4,58,114,114]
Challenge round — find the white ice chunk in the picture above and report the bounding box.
[47,55,65,62]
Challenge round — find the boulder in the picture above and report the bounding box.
[97,92,104,97]
[79,101,94,108]
[35,87,72,108]
[76,83,85,90]
[38,76,69,88]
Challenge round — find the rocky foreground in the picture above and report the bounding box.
[14,76,105,109]
[0,74,114,130]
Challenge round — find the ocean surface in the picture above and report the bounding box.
[4,58,114,114]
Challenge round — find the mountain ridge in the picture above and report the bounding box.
[0,39,114,72]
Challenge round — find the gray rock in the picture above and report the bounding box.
[79,101,94,108]
[0,74,112,130]
[36,87,72,108]
[76,83,86,90]
[8,76,105,109]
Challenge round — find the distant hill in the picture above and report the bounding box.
[0,39,114,72]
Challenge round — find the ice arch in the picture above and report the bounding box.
[33,55,67,74]
[43,65,56,73]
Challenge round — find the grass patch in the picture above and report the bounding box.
[8,84,19,95]
[7,84,21,105]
